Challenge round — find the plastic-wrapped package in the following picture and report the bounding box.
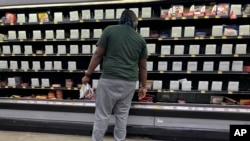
[79,83,95,100]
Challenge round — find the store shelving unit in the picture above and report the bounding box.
[1,0,250,140]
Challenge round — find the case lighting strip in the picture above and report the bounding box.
[0,0,160,10]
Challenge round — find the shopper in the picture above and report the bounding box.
[82,9,148,141]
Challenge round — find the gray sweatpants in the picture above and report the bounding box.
[92,78,136,141]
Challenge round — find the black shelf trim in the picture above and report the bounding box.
[0,86,79,91]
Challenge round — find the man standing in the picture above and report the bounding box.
[82,9,148,141]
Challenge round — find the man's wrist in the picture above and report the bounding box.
[85,73,91,78]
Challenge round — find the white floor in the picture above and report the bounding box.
[0,131,158,141]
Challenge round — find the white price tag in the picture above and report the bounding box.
[18,31,27,39]
[147,44,156,54]
[184,26,195,37]
[10,61,18,69]
[172,62,182,71]
[0,61,8,69]
[12,45,21,54]
[174,45,184,55]
[56,30,65,39]
[235,44,247,54]
[68,61,77,70]
[2,45,11,54]
[54,12,63,22]
[44,61,53,70]
[54,61,62,70]
[140,27,150,37]
[57,45,66,54]
[218,61,230,71]
[70,29,79,39]
[24,45,33,54]
[189,45,200,55]
[171,27,182,38]
[82,45,91,54]
[181,81,192,91]
[45,45,54,54]
[187,61,197,71]
[232,61,243,72]
[105,9,115,19]
[92,45,97,54]
[70,45,79,54]
[32,61,41,70]
[82,10,91,19]
[21,61,29,70]
[141,7,152,18]
[158,61,168,71]
[205,44,216,55]
[31,78,40,87]
[81,29,90,38]
[17,14,26,23]
[29,13,38,22]
[221,44,233,55]
[33,30,42,39]
[212,25,223,36]
[170,81,179,90]
[8,31,17,40]
[41,78,50,87]
[93,29,102,38]
[45,30,54,39]
[70,11,79,21]
[198,81,209,91]
[211,81,223,91]
[116,8,125,19]
[147,61,153,71]
[228,81,239,92]
[161,45,171,55]
[203,62,214,71]
[153,80,162,90]
[94,9,104,19]
[8,78,16,86]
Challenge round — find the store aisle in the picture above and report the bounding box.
[0,131,158,141]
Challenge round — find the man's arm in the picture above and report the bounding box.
[139,58,147,88]
[85,46,105,76]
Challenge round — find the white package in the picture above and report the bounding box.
[239,25,250,36]
[82,10,91,19]
[172,62,182,71]
[94,9,104,19]
[203,61,214,71]
[161,45,171,55]
[2,45,11,54]
[140,27,150,37]
[8,78,16,86]
[153,80,162,90]
[29,13,38,22]
[45,30,54,39]
[57,45,66,54]
[158,61,168,71]
[228,81,239,91]
[68,61,77,70]
[0,61,8,69]
[205,44,216,55]
[10,61,18,69]
[116,8,125,19]
[212,25,223,36]
[17,14,26,23]
[142,7,152,18]
[54,12,63,22]
[235,44,247,54]
[211,81,223,91]
[147,44,156,54]
[92,79,99,89]
[41,78,50,87]
[92,45,97,54]
[53,61,62,70]
[18,31,27,39]
[70,29,79,39]
[32,61,41,70]
[174,45,184,55]
[230,4,242,15]
[170,81,179,90]
[232,61,243,71]
[69,11,79,21]
[44,61,53,70]
[21,61,29,70]
[105,9,115,19]
[31,78,40,87]
[33,30,42,39]
[182,81,192,91]
[8,31,17,40]
[70,45,79,54]
[221,44,233,54]
[184,26,195,37]
[45,45,54,54]
[81,29,90,38]
[198,81,209,91]
[147,61,153,71]
[12,45,21,54]
[130,8,139,17]
[93,29,102,38]
[56,30,65,39]
[187,61,198,71]
[24,45,33,54]
[189,45,200,55]
[218,61,230,71]
[171,27,182,37]
[82,45,91,54]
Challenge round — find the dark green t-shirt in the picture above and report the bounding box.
[96,24,147,81]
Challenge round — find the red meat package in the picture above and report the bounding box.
[5,13,16,23]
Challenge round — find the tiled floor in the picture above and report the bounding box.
[0,131,158,141]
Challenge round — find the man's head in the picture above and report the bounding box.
[119,9,138,30]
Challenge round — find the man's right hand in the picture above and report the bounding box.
[82,76,90,84]
[138,87,147,100]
